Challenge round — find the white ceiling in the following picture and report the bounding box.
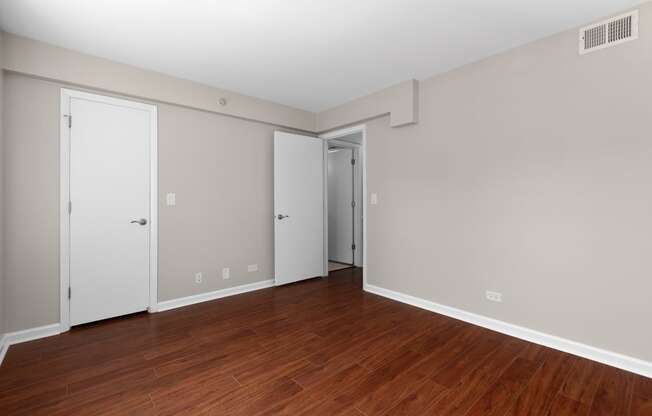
[0,0,645,112]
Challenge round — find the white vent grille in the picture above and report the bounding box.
[584,25,606,50]
[579,10,638,55]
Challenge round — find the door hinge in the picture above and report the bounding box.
[351,158,356,165]
[68,287,71,299]
[64,114,72,128]
[352,244,356,251]
[68,201,72,214]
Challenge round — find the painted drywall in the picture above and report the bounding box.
[363,5,652,362]
[2,72,302,331]
[316,80,418,132]
[157,103,282,301]
[1,33,315,132]
[3,74,60,331]
[0,31,5,336]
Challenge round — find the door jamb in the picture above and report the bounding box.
[319,125,367,287]
[59,88,159,332]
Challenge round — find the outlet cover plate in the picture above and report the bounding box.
[486,290,502,303]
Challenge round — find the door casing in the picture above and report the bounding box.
[320,124,367,286]
[59,88,159,332]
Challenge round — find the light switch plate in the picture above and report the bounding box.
[370,193,378,205]
[222,267,230,280]
[166,193,176,206]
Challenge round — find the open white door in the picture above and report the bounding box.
[328,148,354,264]
[274,131,324,285]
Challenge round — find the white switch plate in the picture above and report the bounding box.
[247,264,258,272]
[370,193,378,205]
[222,267,230,280]
[166,193,176,206]
[486,290,502,303]
[195,272,202,284]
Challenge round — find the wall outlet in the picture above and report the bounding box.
[486,290,502,303]
[247,264,258,272]
[166,193,176,206]
[194,272,203,284]
[370,193,378,205]
[222,267,230,280]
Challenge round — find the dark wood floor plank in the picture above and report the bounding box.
[425,338,528,415]
[506,350,578,416]
[332,348,424,410]
[383,379,448,415]
[294,399,365,416]
[430,328,504,388]
[204,376,303,416]
[464,356,541,416]
[636,377,652,399]
[150,372,241,416]
[631,394,652,416]
[0,267,647,416]
[546,394,591,416]
[559,358,606,405]
[258,363,369,415]
[589,365,635,416]
[342,325,483,415]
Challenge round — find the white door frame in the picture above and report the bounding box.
[320,124,367,287]
[59,88,159,332]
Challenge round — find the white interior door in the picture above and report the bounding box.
[274,131,324,285]
[69,95,153,326]
[328,149,354,264]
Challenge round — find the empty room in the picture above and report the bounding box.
[0,0,651,414]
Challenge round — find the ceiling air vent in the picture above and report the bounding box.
[579,10,638,55]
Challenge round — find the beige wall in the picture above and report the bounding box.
[2,73,300,331]
[3,75,60,331]
[365,4,652,362]
[316,80,418,132]
[0,31,4,335]
[1,33,315,132]
[157,104,281,301]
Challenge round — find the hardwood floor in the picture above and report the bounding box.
[0,267,650,415]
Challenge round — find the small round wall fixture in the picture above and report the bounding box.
[218,98,227,106]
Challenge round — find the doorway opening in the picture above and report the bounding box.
[272,125,366,287]
[321,126,366,281]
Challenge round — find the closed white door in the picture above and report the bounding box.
[69,95,153,326]
[274,131,324,285]
[328,149,354,264]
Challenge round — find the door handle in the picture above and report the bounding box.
[130,218,148,226]
[276,214,289,220]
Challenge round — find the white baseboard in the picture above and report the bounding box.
[364,283,652,379]
[157,279,275,312]
[0,323,63,366]
[0,334,8,365]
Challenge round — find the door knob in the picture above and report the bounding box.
[130,218,148,226]
[276,214,289,220]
